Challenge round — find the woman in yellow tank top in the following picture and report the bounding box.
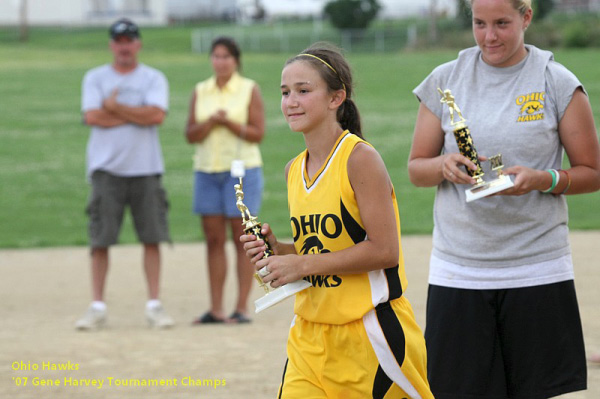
[185,37,265,324]
[241,43,433,399]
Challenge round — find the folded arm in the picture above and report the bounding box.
[84,89,165,128]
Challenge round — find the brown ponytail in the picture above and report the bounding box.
[338,98,362,139]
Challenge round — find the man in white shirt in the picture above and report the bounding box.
[76,18,174,330]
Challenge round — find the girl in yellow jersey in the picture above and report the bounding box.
[241,43,433,399]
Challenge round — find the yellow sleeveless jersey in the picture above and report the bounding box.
[287,131,408,325]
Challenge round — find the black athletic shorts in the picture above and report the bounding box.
[425,281,587,399]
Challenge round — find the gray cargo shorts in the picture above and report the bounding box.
[86,170,170,248]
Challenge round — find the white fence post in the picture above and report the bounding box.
[191,29,202,52]
[341,30,351,52]
[376,30,384,52]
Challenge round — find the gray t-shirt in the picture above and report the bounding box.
[413,45,582,269]
[81,63,168,177]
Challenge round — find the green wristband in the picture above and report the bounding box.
[542,169,557,193]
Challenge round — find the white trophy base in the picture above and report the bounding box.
[255,279,312,313]
[466,174,514,202]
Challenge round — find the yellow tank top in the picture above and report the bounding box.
[287,131,408,324]
[193,72,262,172]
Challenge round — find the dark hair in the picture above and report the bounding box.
[286,42,363,139]
[210,36,242,71]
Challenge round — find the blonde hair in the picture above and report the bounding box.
[470,0,531,16]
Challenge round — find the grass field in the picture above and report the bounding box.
[1,26,599,248]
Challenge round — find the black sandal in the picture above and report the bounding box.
[192,311,225,325]
[228,311,251,324]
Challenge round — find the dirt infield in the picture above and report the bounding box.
[1,232,598,399]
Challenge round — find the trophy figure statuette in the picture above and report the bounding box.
[234,177,311,313]
[438,88,514,202]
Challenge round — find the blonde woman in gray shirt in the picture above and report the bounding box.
[408,0,600,398]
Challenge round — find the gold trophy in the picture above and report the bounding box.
[234,178,312,313]
[438,88,514,202]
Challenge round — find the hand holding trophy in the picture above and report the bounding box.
[234,178,312,313]
[438,88,514,202]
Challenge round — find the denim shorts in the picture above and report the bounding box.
[193,167,263,218]
[86,171,170,248]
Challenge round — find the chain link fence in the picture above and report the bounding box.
[191,23,418,53]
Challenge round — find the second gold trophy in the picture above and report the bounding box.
[438,88,514,202]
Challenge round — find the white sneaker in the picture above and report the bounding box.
[145,305,174,329]
[75,306,107,330]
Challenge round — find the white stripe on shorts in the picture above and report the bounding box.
[363,309,422,399]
